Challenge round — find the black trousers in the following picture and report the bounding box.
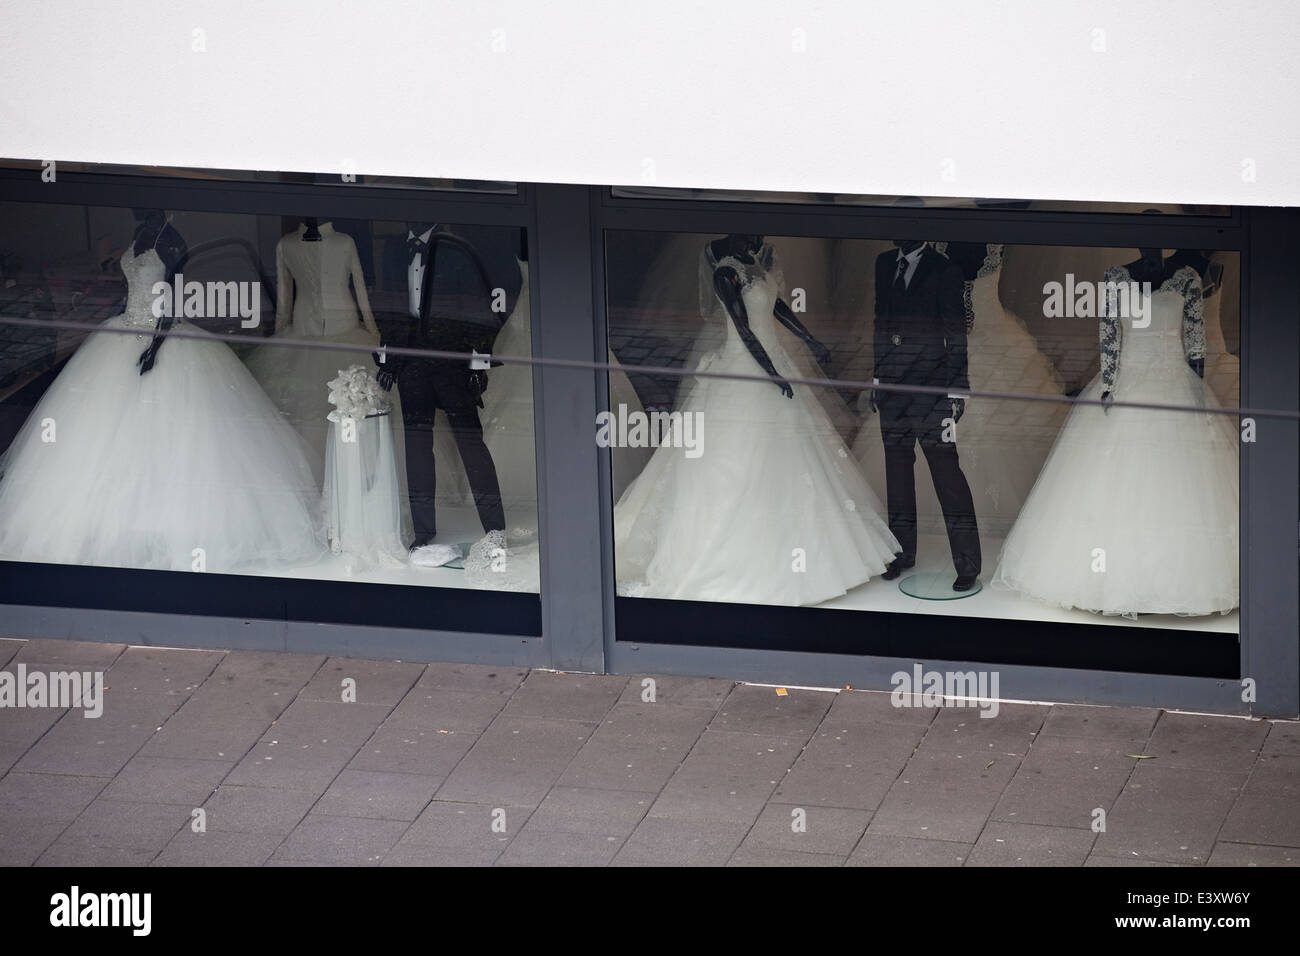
[878,392,981,577]
[396,360,504,544]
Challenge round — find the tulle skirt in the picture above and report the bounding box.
[992,366,1239,616]
[0,316,326,573]
[613,339,900,606]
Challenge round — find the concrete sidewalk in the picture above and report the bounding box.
[0,638,1296,867]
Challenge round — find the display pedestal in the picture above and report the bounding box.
[899,572,982,600]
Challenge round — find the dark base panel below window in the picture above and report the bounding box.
[0,562,542,637]
[615,597,1240,679]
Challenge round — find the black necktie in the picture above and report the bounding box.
[408,236,428,262]
[894,255,910,293]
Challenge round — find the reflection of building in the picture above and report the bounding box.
[0,6,1295,718]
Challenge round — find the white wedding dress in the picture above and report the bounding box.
[0,246,326,573]
[992,265,1239,616]
[612,243,900,606]
[853,244,1068,537]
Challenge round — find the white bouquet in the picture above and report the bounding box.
[326,364,391,422]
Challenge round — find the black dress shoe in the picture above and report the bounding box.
[882,557,915,581]
[952,574,978,592]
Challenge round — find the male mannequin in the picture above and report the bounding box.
[870,239,981,590]
[374,223,510,552]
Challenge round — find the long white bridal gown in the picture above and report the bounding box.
[0,246,325,572]
[853,244,1068,538]
[992,265,1239,616]
[612,242,900,606]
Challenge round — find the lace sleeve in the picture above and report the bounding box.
[961,281,975,332]
[1170,266,1205,362]
[1100,264,1127,392]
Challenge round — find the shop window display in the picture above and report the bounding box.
[0,200,539,592]
[604,231,1240,633]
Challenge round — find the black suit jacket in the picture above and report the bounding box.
[873,246,970,392]
[378,225,521,362]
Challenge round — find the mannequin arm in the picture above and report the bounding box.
[715,267,792,398]
[774,297,831,367]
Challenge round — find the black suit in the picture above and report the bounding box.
[873,246,981,577]
[379,227,519,544]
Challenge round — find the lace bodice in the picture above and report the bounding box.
[120,246,168,329]
[276,223,378,338]
[1100,264,1205,394]
[707,242,785,347]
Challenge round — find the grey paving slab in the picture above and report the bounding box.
[0,770,106,822]
[224,737,362,793]
[919,703,1048,759]
[866,750,1021,844]
[1207,842,1300,866]
[347,724,477,777]
[271,813,408,866]
[199,784,317,837]
[258,698,394,749]
[165,679,299,725]
[140,711,272,762]
[708,684,834,738]
[100,755,232,806]
[616,673,733,710]
[0,819,68,866]
[1092,764,1246,865]
[417,661,527,696]
[556,737,696,793]
[297,658,424,708]
[0,638,24,668]
[102,646,225,697]
[727,847,846,867]
[51,798,192,853]
[1083,855,1181,867]
[12,639,125,669]
[648,730,803,824]
[1217,753,1300,847]
[1261,720,1300,757]
[206,650,325,684]
[823,687,939,727]
[152,828,276,867]
[966,821,1096,866]
[0,707,69,773]
[586,700,717,744]
[521,786,653,836]
[1141,712,1269,774]
[502,670,628,723]
[36,842,157,867]
[495,829,625,867]
[613,817,751,867]
[383,687,512,734]
[14,697,182,777]
[740,802,871,856]
[436,716,597,807]
[313,769,440,822]
[771,720,923,810]
[846,834,972,866]
[402,800,532,849]
[1039,704,1161,743]
[990,735,1136,829]
[381,842,502,866]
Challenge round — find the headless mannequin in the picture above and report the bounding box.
[1101,248,1205,412]
[707,233,832,399]
[132,208,187,375]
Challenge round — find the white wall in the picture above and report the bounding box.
[1,0,1296,206]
